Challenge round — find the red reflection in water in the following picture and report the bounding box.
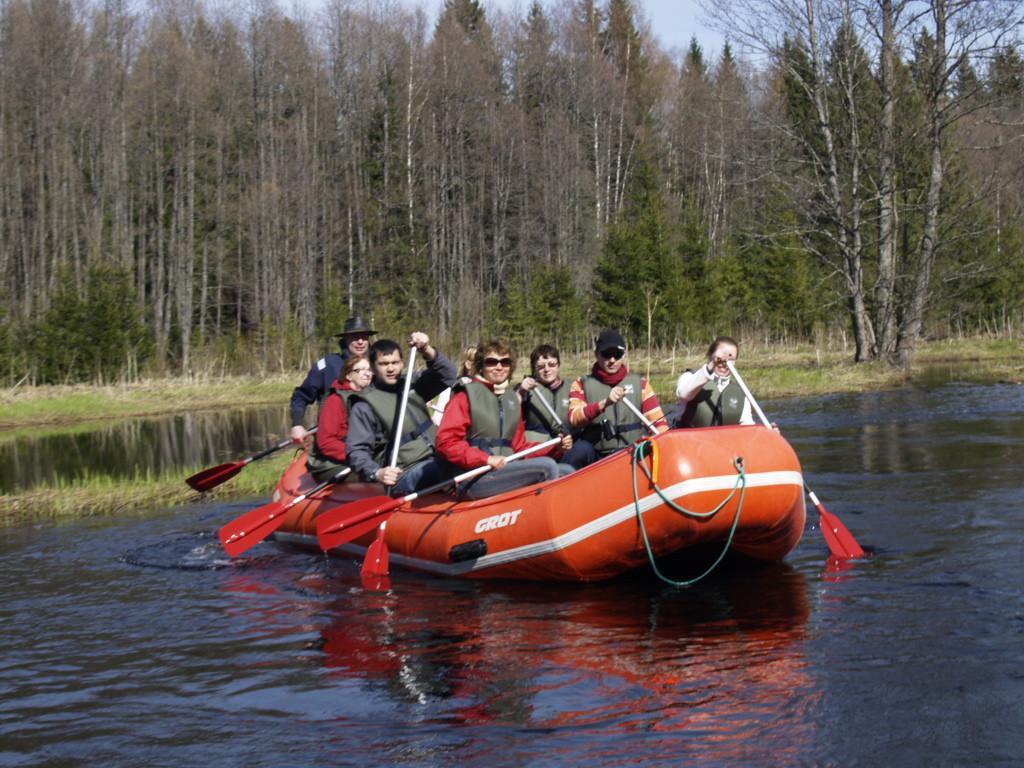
[311,564,818,762]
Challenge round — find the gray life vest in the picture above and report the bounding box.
[354,383,437,468]
[462,380,521,458]
[581,373,645,454]
[523,381,570,443]
[679,376,746,428]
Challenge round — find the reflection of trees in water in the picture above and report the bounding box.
[0,406,289,492]
[784,387,1024,486]
[312,564,817,761]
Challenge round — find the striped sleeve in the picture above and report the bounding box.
[569,377,603,427]
[641,378,669,433]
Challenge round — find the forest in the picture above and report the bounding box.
[1,0,1022,385]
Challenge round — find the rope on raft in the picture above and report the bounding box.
[630,439,747,587]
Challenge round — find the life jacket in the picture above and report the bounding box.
[310,386,355,466]
[679,376,747,428]
[581,373,645,454]
[353,382,437,468]
[523,380,570,443]
[461,380,521,458]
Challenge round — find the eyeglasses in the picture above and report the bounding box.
[535,361,559,370]
[483,357,513,367]
[599,348,625,360]
[351,367,371,375]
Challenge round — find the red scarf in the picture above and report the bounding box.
[590,363,629,387]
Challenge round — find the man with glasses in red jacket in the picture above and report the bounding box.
[568,329,667,465]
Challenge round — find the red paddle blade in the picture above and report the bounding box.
[186,461,245,492]
[816,503,865,560]
[219,499,291,557]
[315,496,393,549]
[361,526,390,579]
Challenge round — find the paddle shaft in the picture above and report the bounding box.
[250,426,320,463]
[365,345,418,577]
[530,386,567,434]
[317,437,562,542]
[288,467,351,506]
[619,393,659,434]
[186,427,320,491]
[387,346,418,471]
[409,436,561,502]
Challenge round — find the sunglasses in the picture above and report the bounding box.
[599,348,625,360]
[483,357,513,367]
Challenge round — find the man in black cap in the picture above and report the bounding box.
[289,316,376,443]
[567,328,668,464]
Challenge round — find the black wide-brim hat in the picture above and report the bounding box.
[335,316,377,338]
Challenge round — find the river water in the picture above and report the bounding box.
[2,382,1023,766]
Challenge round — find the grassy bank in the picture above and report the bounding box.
[0,452,294,524]
[0,374,296,430]
[2,336,1020,522]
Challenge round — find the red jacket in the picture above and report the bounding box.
[314,379,358,462]
[435,384,554,470]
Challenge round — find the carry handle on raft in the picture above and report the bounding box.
[316,437,562,552]
[726,361,865,560]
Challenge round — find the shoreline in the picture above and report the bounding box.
[3,337,1021,431]
[3,336,1020,522]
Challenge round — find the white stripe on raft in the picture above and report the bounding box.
[272,470,805,576]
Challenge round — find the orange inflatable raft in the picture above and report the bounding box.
[270,425,806,582]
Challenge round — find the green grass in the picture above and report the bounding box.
[0,452,294,523]
[0,374,296,429]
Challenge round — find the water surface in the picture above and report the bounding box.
[2,382,1023,766]
[0,406,288,494]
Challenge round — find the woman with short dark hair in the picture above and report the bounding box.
[435,340,572,500]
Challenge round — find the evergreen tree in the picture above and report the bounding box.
[593,160,681,344]
[33,263,151,384]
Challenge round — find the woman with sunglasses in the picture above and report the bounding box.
[568,329,668,464]
[435,340,573,500]
[306,355,375,482]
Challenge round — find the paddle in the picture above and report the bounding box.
[362,346,418,579]
[185,428,318,492]
[317,437,562,552]
[726,361,866,559]
[219,467,350,557]
[527,385,568,436]
[620,390,660,434]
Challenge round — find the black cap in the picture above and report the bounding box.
[335,316,377,338]
[595,329,626,353]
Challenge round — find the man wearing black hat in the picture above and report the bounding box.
[567,329,668,464]
[289,316,377,444]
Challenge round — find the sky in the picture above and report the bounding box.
[407,0,727,60]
